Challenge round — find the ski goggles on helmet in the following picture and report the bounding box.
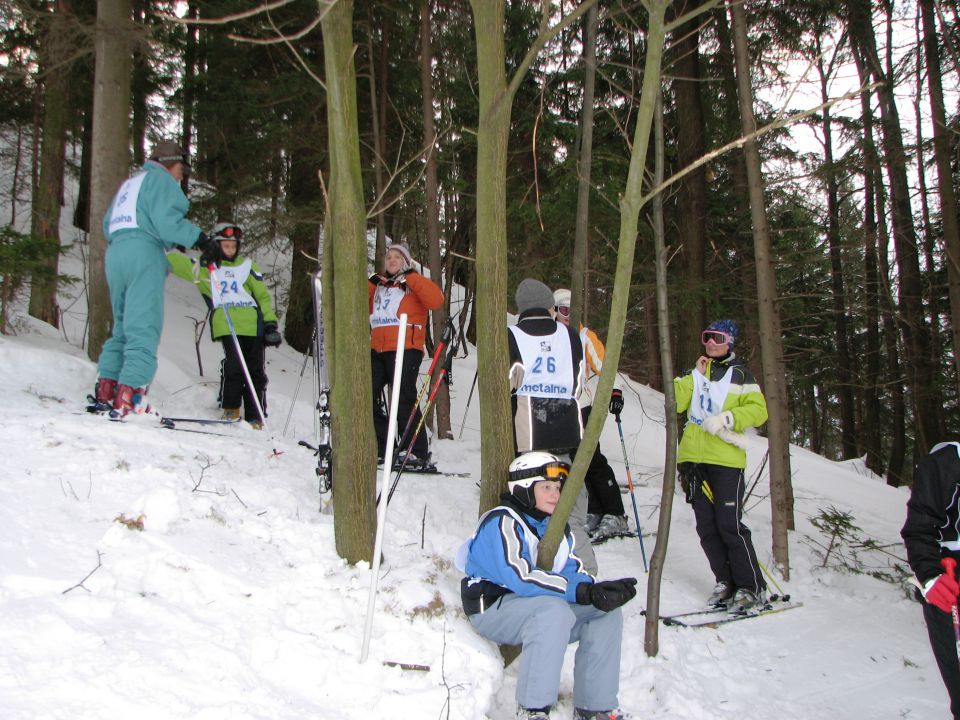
[215,225,243,241]
[555,305,571,317]
[508,461,571,485]
[701,329,731,346]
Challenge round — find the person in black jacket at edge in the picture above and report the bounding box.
[902,442,960,720]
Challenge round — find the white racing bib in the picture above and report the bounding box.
[689,366,733,426]
[106,172,148,234]
[211,259,256,308]
[509,325,575,399]
[370,285,405,328]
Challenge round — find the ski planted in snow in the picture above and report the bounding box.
[652,600,803,628]
[311,269,333,494]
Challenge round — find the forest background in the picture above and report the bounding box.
[2,0,959,573]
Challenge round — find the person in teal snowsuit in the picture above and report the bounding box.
[94,140,220,415]
[167,222,282,425]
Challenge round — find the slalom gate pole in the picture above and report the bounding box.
[385,365,448,505]
[394,320,454,454]
[614,414,648,572]
[282,325,315,437]
[361,314,408,663]
[207,265,273,445]
[458,369,479,439]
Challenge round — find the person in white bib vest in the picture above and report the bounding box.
[508,278,597,574]
[93,140,220,417]
[456,452,636,720]
[674,319,769,613]
[167,222,280,426]
[368,243,443,464]
[552,288,629,543]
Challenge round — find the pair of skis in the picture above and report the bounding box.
[648,596,802,628]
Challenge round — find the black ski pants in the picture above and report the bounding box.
[685,462,765,594]
[371,348,428,459]
[923,600,960,719]
[581,405,625,517]
[220,335,267,422]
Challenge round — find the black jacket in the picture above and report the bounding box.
[902,442,960,585]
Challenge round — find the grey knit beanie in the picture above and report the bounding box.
[515,278,555,314]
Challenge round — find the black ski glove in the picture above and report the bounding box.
[576,578,638,612]
[263,322,282,348]
[369,273,385,286]
[196,231,222,268]
[609,388,624,417]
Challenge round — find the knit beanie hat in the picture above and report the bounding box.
[705,319,739,347]
[515,278,555,314]
[385,243,413,271]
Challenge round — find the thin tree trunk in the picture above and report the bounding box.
[921,0,960,399]
[729,0,792,572]
[181,1,198,192]
[29,0,75,328]
[367,4,386,267]
[815,40,856,459]
[130,0,147,167]
[847,0,940,452]
[87,0,133,361]
[670,5,708,369]
[420,0,452,439]
[570,3,597,329]
[322,0,378,565]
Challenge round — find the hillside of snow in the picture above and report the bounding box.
[0,146,948,718]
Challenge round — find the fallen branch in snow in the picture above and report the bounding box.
[62,551,102,594]
[383,661,430,672]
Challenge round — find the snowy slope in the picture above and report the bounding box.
[0,150,947,718]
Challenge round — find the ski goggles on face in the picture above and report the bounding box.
[508,461,571,484]
[701,330,731,345]
[216,225,242,240]
[555,305,571,317]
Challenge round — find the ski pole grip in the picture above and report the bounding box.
[943,557,957,581]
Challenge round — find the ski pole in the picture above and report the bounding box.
[282,325,315,437]
[384,365,449,505]
[393,319,454,454]
[614,413,648,572]
[458,369,478,439]
[943,557,960,659]
[207,265,273,441]
[361,314,408,664]
[757,558,789,601]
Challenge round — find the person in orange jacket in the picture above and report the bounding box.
[369,243,444,462]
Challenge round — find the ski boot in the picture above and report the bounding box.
[87,377,118,413]
[109,384,149,420]
[707,581,735,608]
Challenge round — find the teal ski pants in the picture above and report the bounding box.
[97,237,168,389]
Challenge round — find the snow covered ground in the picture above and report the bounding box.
[0,160,948,718]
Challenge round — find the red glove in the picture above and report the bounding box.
[923,573,960,613]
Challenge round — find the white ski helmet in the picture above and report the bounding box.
[211,222,243,260]
[507,451,570,508]
[553,288,572,309]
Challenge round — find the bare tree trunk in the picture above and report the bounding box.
[570,3,597,329]
[88,0,133,361]
[644,89,678,659]
[420,0,452,439]
[729,0,792,572]
[921,0,960,399]
[469,0,515,515]
[29,0,75,328]
[857,79,884,477]
[130,0,147,167]
[181,1,199,192]
[322,0,378,565]
[670,4,708,369]
[847,0,940,452]
[367,4,387,267]
[815,39,856,459]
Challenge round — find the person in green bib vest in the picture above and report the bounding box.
[674,319,769,613]
[167,222,281,426]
